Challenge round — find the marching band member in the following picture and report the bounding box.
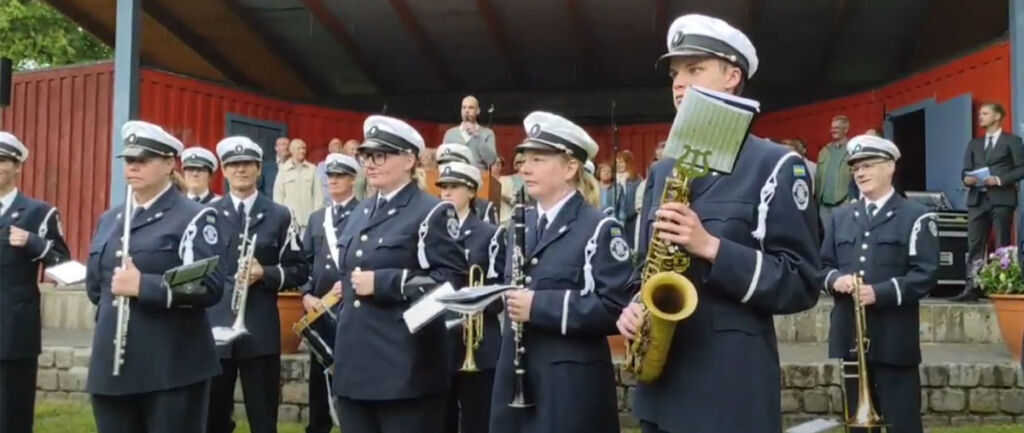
[616,14,821,433]
[332,115,467,433]
[85,121,224,433]
[180,147,222,204]
[490,111,633,433]
[821,135,938,433]
[0,132,70,433]
[300,153,361,433]
[207,136,308,433]
[437,161,506,433]
[439,143,498,224]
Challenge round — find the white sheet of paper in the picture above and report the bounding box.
[966,167,991,182]
[785,418,842,433]
[403,282,455,334]
[44,261,87,286]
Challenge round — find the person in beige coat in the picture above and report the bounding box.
[274,138,323,232]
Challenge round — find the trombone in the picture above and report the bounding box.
[840,274,885,432]
[459,264,486,373]
[212,215,257,345]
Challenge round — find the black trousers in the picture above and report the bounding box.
[0,358,38,433]
[307,358,334,433]
[967,199,1014,263]
[208,355,281,433]
[335,393,447,433]
[444,370,495,433]
[91,379,210,433]
[842,361,922,433]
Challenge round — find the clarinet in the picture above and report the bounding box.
[509,186,533,408]
[112,185,133,376]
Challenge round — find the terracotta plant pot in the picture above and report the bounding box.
[278,292,304,354]
[608,335,627,361]
[989,294,1024,361]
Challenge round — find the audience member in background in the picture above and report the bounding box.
[180,147,221,204]
[442,95,497,169]
[815,115,858,230]
[498,153,525,226]
[316,138,346,205]
[342,139,360,156]
[259,136,291,196]
[274,138,323,234]
[597,162,627,220]
[780,138,817,181]
[954,102,1024,302]
[864,127,883,137]
[616,150,644,248]
[490,156,510,224]
[633,140,665,248]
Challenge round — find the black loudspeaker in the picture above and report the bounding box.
[0,58,11,107]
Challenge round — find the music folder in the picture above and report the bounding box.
[437,284,516,315]
[162,256,219,289]
[402,282,456,334]
[45,261,88,286]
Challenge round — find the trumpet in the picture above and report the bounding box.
[212,215,257,345]
[508,187,533,408]
[841,274,884,431]
[112,185,133,376]
[459,264,486,373]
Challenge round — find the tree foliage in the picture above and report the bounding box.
[0,0,112,71]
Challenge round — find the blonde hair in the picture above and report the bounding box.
[561,154,600,208]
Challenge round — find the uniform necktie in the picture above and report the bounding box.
[866,203,878,218]
[986,136,994,151]
[194,195,202,202]
[237,201,246,225]
[373,197,386,218]
[536,215,548,244]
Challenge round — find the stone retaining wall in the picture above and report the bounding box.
[37,346,1024,428]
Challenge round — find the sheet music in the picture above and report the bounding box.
[662,85,759,174]
[402,282,456,334]
[44,261,87,286]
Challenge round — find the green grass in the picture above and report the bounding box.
[31,400,1021,433]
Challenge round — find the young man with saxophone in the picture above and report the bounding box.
[85,121,225,433]
[299,153,361,433]
[615,14,822,433]
[0,132,71,433]
[206,136,308,433]
[821,135,938,433]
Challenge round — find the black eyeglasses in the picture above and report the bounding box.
[358,151,396,166]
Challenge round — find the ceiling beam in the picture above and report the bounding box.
[565,0,601,86]
[814,0,855,87]
[219,0,332,96]
[143,1,258,89]
[385,0,460,90]
[44,0,116,47]
[896,4,934,75]
[299,0,386,92]
[474,0,526,88]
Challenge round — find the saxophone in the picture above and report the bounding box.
[622,145,707,383]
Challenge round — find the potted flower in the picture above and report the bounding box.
[974,246,1024,361]
[278,288,304,354]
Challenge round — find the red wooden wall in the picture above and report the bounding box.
[751,41,1014,160]
[3,39,1012,260]
[0,63,114,261]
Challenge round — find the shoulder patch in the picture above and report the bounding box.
[447,217,460,239]
[610,236,630,262]
[792,164,807,178]
[610,226,622,237]
[206,214,217,224]
[203,224,218,245]
[792,178,810,211]
[928,219,938,237]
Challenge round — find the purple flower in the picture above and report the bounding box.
[1001,257,1011,269]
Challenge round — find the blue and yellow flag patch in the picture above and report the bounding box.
[793,164,807,178]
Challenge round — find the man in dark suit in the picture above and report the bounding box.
[955,102,1024,301]
[207,136,309,433]
[86,121,225,433]
[300,153,360,433]
[821,135,939,433]
[0,131,71,433]
[616,14,821,433]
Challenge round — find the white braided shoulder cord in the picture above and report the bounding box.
[486,226,505,279]
[418,201,455,269]
[582,217,617,296]
[908,212,938,257]
[751,151,803,246]
[178,208,216,265]
[31,207,58,261]
[322,206,341,268]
